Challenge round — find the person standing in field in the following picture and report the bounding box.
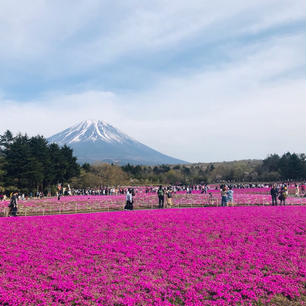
[158,185,164,208]
[8,192,18,216]
[270,184,278,206]
[166,187,173,208]
[227,186,234,206]
[125,189,133,210]
[220,185,227,207]
[301,183,305,195]
[279,185,287,205]
[295,184,300,197]
[204,185,208,194]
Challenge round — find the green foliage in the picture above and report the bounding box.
[0,131,80,193]
[89,163,128,186]
[0,130,14,150]
[0,155,7,187]
[261,152,306,180]
[119,153,305,185]
[1,129,304,190]
[81,163,91,172]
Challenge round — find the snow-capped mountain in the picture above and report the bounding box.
[48,120,133,146]
[48,120,187,165]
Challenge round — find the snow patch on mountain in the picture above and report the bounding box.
[48,119,133,146]
[48,119,188,165]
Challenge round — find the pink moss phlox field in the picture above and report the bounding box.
[0,207,306,305]
[1,188,305,215]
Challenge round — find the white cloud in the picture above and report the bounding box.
[0,0,304,75]
[116,32,305,161]
[0,1,304,162]
[0,31,305,162]
[0,90,120,136]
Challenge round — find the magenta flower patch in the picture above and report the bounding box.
[0,206,305,305]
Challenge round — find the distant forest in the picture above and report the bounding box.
[0,130,305,193]
[0,131,80,194]
[119,152,306,185]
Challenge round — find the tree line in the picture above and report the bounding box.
[0,130,80,194]
[73,153,306,187]
[259,153,306,181]
[117,153,305,185]
[0,130,305,192]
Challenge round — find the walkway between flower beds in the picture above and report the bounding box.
[2,202,305,217]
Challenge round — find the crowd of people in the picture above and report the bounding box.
[157,185,174,208]
[1,181,306,216]
[125,186,174,210]
[219,185,234,207]
[71,187,127,196]
[146,184,209,194]
[270,184,289,205]
[218,183,304,207]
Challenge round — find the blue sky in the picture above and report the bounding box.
[0,0,305,162]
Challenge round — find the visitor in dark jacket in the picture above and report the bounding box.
[270,184,278,206]
[157,186,164,208]
[9,193,18,216]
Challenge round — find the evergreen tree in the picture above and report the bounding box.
[0,131,80,193]
[0,130,14,151]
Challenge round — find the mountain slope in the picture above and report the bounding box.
[48,120,187,165]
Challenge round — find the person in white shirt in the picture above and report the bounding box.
[125,189,133,210]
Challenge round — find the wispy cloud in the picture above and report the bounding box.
[0,1,304,82]
[0,0,305,162]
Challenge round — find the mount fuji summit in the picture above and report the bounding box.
[48,120,187,165]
